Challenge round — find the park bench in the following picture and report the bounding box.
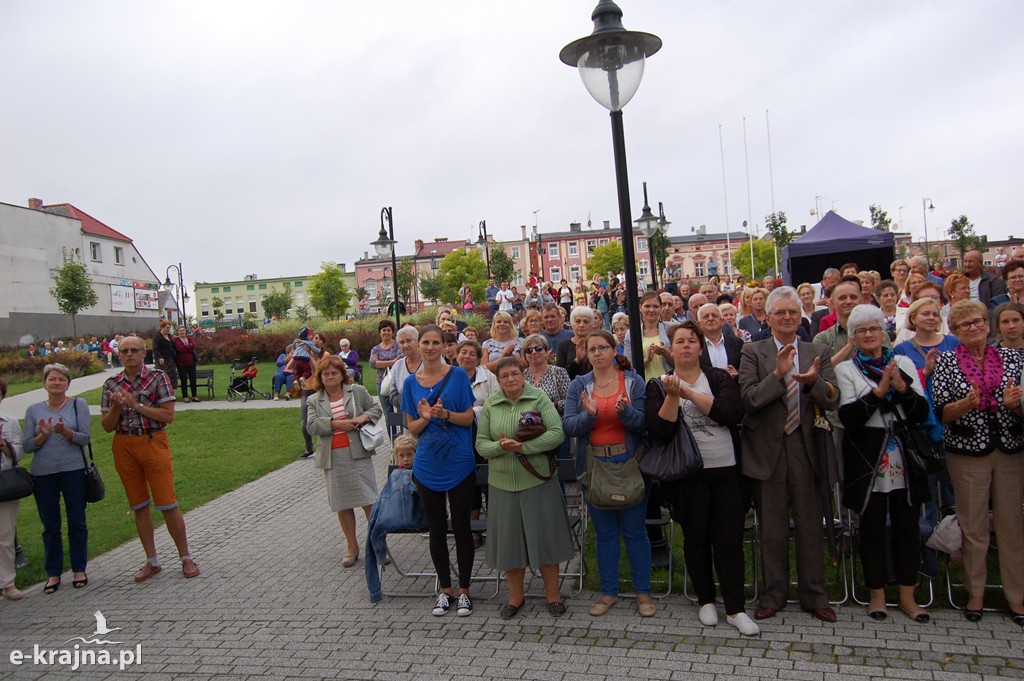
[195,369,215,399]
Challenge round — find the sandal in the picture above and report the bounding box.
[499,601,524,620]
[134,563,162,583]
[181,559,200,579]
[43,578,60,594]
[342,553,359,568]
[73,574,88,589]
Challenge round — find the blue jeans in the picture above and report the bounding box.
[272,372,294,395]
[587,492,652,596]
[33,470,88,577]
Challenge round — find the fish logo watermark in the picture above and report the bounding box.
[8,611,142,671]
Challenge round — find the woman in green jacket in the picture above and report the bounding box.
[477,357,573,619]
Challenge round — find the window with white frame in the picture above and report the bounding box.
[366,282,377,299]
[695,261,705,277]
[431,259,439,270]
[512,271,523,287]
[511,246,521,259]
[114,246,125,265]
[89,242,101,262]
[569,265,581,281]
[200,299,209,317]
[548,243,559,260]
[549,266,561,282]
[639,260,649,277]
[599,238,610,246]
[248,295,257,313]
[637,237,647,252]
[568,241,579,257]
[586,239,597,254]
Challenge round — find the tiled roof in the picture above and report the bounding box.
[415,239,468,258]
[41,203,133,242]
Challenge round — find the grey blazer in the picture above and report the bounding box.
[306,384,383,467]
[737,337,839,482]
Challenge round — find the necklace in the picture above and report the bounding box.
[595,372,617,389]
[47,396,69,411]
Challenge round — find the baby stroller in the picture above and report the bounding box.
[226,357,271,402]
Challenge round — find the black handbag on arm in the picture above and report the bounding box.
[71,398,105,503]
[891,400,943,478]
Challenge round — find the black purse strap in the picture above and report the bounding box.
[427,367,453,407]
[69,397,96,468]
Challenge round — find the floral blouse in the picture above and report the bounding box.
[524,365,571,414]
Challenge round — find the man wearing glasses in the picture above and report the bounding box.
[100,335,199,583]
[814,276,891,364]
[738,286,839,623]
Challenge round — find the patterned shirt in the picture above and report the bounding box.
[523,365,570,414]
[101,366,175,432]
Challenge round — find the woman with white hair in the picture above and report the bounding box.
[337,338,360,384]
[23,363,92,593]
[835,305,932,622]
[557,306,595,379]
[388,326,422,412]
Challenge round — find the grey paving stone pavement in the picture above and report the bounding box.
[2,404,1023,680]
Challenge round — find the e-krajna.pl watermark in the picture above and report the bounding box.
[9,644,142,671]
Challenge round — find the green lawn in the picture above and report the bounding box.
[13,408,299,588]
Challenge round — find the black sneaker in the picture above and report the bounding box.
[457,593,473,617]
[299,450,314,460]
[14,547,28,569]
[432,593,452,616]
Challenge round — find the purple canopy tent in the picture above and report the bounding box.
[781,211,895,286]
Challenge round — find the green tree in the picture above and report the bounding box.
[586,241,624,278]
[261,284,293,320]
[948,215,986,264]
[355,286,368,302]
[294,305,312,323]
[308,262,351,320]
[868,204,892,232]
[395,258,416,305]
[437,249,488,306]
[649,231,671,282]
[730,240,777,281]
[49,248,98,337]
[489,245,516,286]
[211,296,225,320]
[418,272,445,305]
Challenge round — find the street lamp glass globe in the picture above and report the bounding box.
[372,227,395,259]
[576,38,647,112]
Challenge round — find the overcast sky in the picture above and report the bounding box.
[3,1,1022,295]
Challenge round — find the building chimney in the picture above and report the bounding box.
[436,237,447,243]
[521,225,527,240]
[339,263,346,273]
[414,239,424,253]
[28,198,42,209]
[603,220,611,230]
[570,222,581,232]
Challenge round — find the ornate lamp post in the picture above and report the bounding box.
[163,263,188,326]
[477,220,491,278]
[633,181,661,291]
[561,0,661,376]
[372,207,401,328]
[922,198,935,266]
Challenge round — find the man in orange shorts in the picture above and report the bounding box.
[101,335,199,582]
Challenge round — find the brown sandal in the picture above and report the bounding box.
[181,559,200,578]
[134,563,162,583]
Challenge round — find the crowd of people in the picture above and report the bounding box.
[3,250,1022,635]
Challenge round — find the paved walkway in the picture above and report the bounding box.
[1,404,1023,679]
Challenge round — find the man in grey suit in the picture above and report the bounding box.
[738,286,840,622]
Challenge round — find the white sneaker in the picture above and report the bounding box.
[432,593,451,616]
[727,612,760,636]
[699,603,719,626]
[456,593,473,617]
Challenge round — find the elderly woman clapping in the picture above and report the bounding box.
[931,300,1024,624]
[835,306,932,623]
[476,357,574,619]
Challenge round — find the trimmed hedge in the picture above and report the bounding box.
[0,350,106,381]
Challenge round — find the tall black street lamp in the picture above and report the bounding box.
[633,181,660,291]
[372,206,401,329]
[561,0,661,378]
[163,263,189,326]
[477,220,491,278]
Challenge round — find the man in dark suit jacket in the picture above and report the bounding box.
[964,250,1008,308]
[695,302,743,376]
[738,286,840,622]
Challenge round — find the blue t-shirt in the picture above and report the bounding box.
[402,366,476,492]
[893,336,960,369]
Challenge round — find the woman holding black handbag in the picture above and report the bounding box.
[645,321,757,636]
[22,363,92,594]
[835,305,932,623]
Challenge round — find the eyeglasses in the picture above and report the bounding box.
[119,348,144,354]
[587,345,614,354]
[770,309,801,317]
[1007,275,1024,282]
[956,318,987,331]
[524,345,547,355]
[853,326,883,336]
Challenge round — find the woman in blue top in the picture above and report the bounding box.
[22,363,92,593]
[401,325,477,618]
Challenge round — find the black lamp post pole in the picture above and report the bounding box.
[479,220,491,278]
[381,207,400,329]
[611,111,645,378]
[164,263,185,326]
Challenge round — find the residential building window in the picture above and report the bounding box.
[246,284,255,291]
[366,282,377,299]
[512,272,523,287]
[599,238,610,246]
[248,295,257,313]
[212,287,219,293]
[223,286,232,292]
[200,299,209,317]
[547,243,559,260]
[639,260,649,277]
[568,241,579,257]
[225,304,233,315]
[294,281,303,287]
[114,246,124,265]
[511,246,521,259]
[89,242,101,262]
[637,237,647,252]
[549,266,561,282]
[586,239,597,254]
[569,265,581,281]
[258,283,267,290]
[431,259,439,270]
[695,261,705,277]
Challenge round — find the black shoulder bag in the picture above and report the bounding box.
[72,398,106,503]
